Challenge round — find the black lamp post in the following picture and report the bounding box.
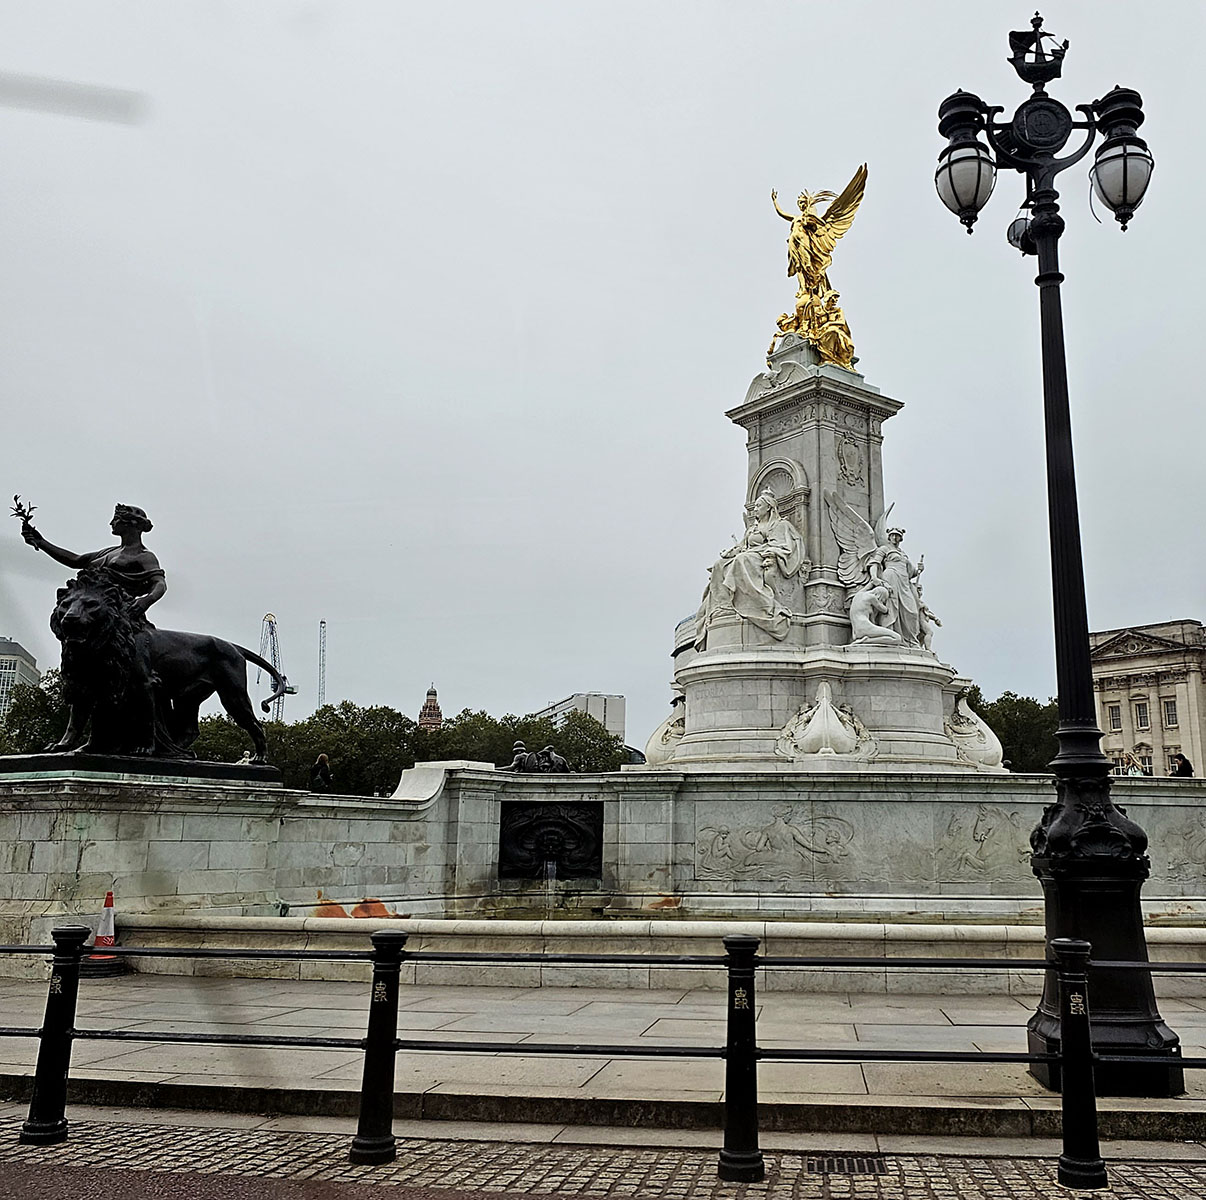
[935,15,1180,1100]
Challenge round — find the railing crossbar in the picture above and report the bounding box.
[406,951,726,966]
[97,947,374,961]
[760,1048,1055,1065]
[74,1028,364,1050]
[1096,1053,1206,1068]
[396,1038,725,1057]
[0,1027,41,1039]
[1091,960,1206,974]
[757,955,1049,970]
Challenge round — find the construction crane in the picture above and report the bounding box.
[257,613,294,721]
[317,619,327,708]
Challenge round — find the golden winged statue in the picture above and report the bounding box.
[769,164,867,369]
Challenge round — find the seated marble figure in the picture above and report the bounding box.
[695,490,808,649]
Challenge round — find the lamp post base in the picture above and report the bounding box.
[1029,782,1183,1097]
[1028,1018,1183,1097]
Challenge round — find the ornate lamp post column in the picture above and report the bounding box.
[935,16,1180,1097]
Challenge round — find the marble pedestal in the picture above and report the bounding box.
[668,639,973,771]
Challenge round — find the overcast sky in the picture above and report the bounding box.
[1,1,1202,751]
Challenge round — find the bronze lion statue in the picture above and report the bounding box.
[49,568,288,761]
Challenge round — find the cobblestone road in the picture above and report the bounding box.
[1,1115,1205,1199]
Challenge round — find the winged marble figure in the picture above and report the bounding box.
[824,490,930,649]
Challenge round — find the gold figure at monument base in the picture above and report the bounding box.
[769,163,867,369]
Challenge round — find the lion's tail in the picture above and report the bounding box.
[237,646,292,715]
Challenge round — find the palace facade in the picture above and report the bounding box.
[1091,620,1204,776]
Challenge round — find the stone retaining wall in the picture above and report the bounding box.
[0,767,1203,971]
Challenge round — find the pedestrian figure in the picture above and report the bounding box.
[1170,753,1195,777]
[310,753,333,792]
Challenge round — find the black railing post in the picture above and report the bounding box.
[1052,938,1108,1191]
[20,924,90,1145]
[348,929,408,1165]
[718,934,764,1183]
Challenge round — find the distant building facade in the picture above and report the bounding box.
[530,693,625,741]
[0,638,41,721]
[417,685,443,731]
[1090,620,1204,776]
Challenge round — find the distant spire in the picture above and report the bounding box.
[418,684,443,731]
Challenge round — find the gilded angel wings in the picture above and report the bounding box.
[780,164,868,295]
[823,489,893,589]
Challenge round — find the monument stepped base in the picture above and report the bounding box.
[90,913,1206,994]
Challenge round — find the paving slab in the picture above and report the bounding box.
[862,1061,1053,1098]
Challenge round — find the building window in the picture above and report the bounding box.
[1134,701,1150,730]
[1107,704,1122,731]
[1138,754,1153,774]
[1167,753,1181,775]
[1110,756,1126,775]
[1163,699,1178,728]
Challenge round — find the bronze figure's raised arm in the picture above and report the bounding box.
[19,501,166,618]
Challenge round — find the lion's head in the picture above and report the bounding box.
[50,568,143,704]
[51,569,137,645]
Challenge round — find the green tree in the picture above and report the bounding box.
[2,680,628,791]
[966,686,1059,773]
[427,707,627,772]
[282,701,419,795]
[428,708,516,765]
[191,714,254,764]
[542,708,627,772]
[0,670,69,754]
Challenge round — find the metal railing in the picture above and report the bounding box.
[0,926,1200,1190]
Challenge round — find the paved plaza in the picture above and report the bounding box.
[1,971,1205,1139]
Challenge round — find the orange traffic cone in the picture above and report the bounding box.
[80,890,129,978]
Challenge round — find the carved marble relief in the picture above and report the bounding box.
[805,583,846,615]
[757,467,796,503]
[697,805,854,881]
[933,806,1031,881]
[643,706,685,767]
[836,434,865,485]
[945,693,1005,770]
[1163,818,1206,884]
[761,409,799,438]
[776,683,877,761]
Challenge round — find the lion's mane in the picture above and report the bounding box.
[51,568,142,711]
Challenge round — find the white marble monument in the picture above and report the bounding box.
[644,335,1003,773]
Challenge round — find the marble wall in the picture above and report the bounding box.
[1,766,1204,952]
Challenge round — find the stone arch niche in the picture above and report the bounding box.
[749,460,810,536]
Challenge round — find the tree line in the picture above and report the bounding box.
[0,672,629,795]
[0,673,1062,789]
